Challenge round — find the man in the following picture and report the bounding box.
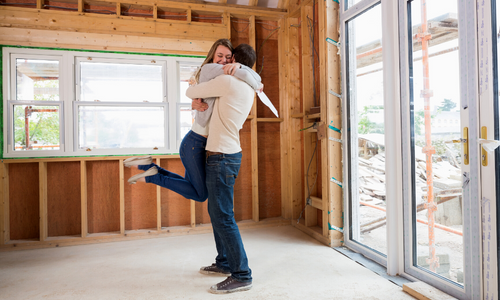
[185,44,256,294]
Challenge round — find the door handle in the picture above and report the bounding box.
[481,126,487,166]
[463,127,469,165]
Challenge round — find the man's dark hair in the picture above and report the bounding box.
[233,44,256,68]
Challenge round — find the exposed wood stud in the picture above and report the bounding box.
[153,3,157,19]
[116,3,121,17]
[78,0,83,13]
[187,8,192,23]
[256,118,283,122]
[190,201,196,228]
[0,163,9,244]
[248,0,259,6]
[36,0,43,10]
[218,0,228,3]
[39,162,48,241]
[223,11,231,39]
[119,159,125,235]
[156,158,161,231]
[81,161,88,238]
[249,15,259,223]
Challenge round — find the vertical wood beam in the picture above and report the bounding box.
[156,158,161,231]
[326,0,342,245]
[116,3,121,17]
[36,0,44,9]
[318,0,329,237]
[39,162,48,241]
[223,12,231,39]
[81,161,88,238]
[301,5,318,227]
[249,15,259,222]
[119,159,125,235]
[190,201,196,228]
[219,0,228,3]
[277,0,289,10]
[153,4,157,20]
[0,163,9,244]
[78,0,84,13]
[279,18,291,219]
[248,0,259,6]
[187,9,192,23]
[288,17,303,221]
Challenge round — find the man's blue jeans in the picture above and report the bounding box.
[139,130,208,202]
[206,152,252,283]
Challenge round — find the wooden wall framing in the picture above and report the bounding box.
[0,0,343,250]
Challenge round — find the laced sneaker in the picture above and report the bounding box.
[127,166,158,184]
[124,156,153,168]
[209,277,252,294]
[199,264,231,276]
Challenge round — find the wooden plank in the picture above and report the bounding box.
[186,8,191,22]
[119,160,125,234]
[218,0,228,3]
[36,0,43,9]
[0,7,228,41]
[2,155,181,164]
[403,282,456,300]
[248,0,259,6]
[310,196,323,210]
[256,118,283,122]
[249,15,259,222]
[39,162,48,241]
[301,5,318,228]
[156,158,161,231]
[0,163,9,244]
[78,0,83,12]
[116,2,121,16]
[190,200,196,228]
[81,161,88,238]
[278,17,291,219]
[325,0,343,243]
[277,0,289,10]
[223,11,231,40]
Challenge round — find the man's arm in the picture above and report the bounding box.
[186,75,229,99]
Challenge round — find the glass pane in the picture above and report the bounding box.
[345,0,363,10]
[346,4,387,254]
[409,0,463,284]
[179,105,194,141]
[16,59,59,101]
[13,105,60,151]
[179,63,200,103]
[78,106,165,149]
[79,62,163,102]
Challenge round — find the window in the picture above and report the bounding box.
[2,48,203,158]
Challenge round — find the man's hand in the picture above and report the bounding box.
[223,63,241,76]
[192,98,208,112]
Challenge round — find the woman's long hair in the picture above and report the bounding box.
[194,39,233,83]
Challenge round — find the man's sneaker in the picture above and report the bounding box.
[127,166,158,184]
[209,277,252,294]
[199,264,231,276]
[123,156,153,168]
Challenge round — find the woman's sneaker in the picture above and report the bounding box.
[199,264,231,276]
[124,156,153,168]
[209,277,252,294]
[127,166,158,184]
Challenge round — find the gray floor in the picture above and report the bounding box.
[0,225,415,299]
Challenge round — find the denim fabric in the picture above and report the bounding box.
[206,152,252,282]
[139,130,208,202]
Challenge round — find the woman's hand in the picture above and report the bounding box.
[192,98,208,112]
[223,63,241,76]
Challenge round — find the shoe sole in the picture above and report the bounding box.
[124,156,153,168]
[209,284,252,294]
[199,270,231,276]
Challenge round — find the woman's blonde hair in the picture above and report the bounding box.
[194,38,233,82]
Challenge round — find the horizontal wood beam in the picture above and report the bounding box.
[1,154,182,164]
[0,28,212,55]
[310,196,323,210]
[0,7,228,41]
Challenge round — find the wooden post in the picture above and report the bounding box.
[288,17,303,221]
[249,15,259,222]
[223,12,231,39]
[81,161,88,238]
[36,0,44,10]
[301,5,318,227]
[119,159,125,235]
[39,162,48,241]
[0,163,9,244]
[78,0,84,13]
[116,3,121,17]
[153,4,157,20]
[190,201,196,228]
[248,0,259,6]
[156,158,161,231]
[279,18,291,219]
[325,0,343,246]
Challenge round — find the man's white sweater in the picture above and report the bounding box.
[186,75,254,154]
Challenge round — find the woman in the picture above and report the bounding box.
[124,39,261,202]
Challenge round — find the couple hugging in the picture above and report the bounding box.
[124,39,261,294]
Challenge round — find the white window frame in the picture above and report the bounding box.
[2,47,204,158]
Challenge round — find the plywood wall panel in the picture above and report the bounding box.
[257,122,282,219]
[87,161,120,233]
[47,162,81,237]
[159,159,191,227]
[234,120,253,221]
[9,163,39,240]
[124,167,157,230]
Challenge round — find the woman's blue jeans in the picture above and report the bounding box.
[206,152,252,282]
[139,130,208,202]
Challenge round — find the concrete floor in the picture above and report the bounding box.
[0,225,415,300]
